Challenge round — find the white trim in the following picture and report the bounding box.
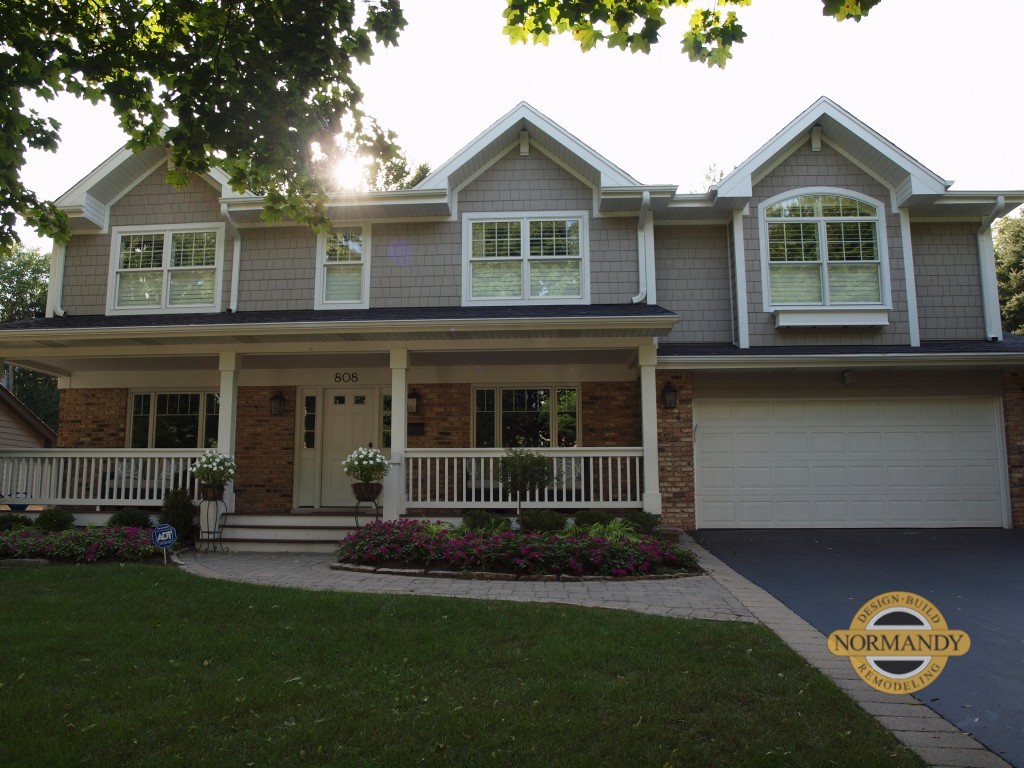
[773,308,890,328]
[461,211,590,306]
[314,223,371,310]
[731,211,750,348]
[757,187,892,314]
[899,209,921,346]
[418,101,638,192]
[106,222,226,315]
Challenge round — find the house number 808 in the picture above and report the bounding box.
[334,372,359,383]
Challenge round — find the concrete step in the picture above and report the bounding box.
[216,538,340,554]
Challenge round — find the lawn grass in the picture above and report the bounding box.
[0,565,923,768]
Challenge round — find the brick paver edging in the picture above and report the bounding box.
[331,561,699,582]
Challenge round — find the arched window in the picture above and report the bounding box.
[761,192,884,307]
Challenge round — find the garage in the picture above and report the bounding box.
[694,396,1008,528]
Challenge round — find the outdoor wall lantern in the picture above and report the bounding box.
[407,388,421,415]
[662,380,678,409]
[269,391,286,416]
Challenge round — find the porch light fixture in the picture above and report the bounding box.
[407,388,421,415]
[269,391,286,416]
[662,381,678,409]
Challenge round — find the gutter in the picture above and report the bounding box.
[656,350,1024,370]
[632,191,650,304]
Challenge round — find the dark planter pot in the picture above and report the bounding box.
[200,484,225,501]
[352,482,383,502]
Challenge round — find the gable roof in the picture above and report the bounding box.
[714,96,950,209]
[56,145,234,233]
[0,385,57,448]
[417,101,641,193]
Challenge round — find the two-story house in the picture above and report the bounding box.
[2,97,1022,549]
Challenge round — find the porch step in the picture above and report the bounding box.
[217,511,468,553]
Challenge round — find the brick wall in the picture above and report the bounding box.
[58,389,127,448]
[582,381,640,447]
[656,372,695,530]
[234,386,295,514]
[1003,371,1024,528]
[408,384,471,448]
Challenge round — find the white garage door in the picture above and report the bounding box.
[695,397,1007,528]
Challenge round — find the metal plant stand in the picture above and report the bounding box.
[352,497,382,529]
[198,498,228,552]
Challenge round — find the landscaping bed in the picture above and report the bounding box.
[337,519,700,578]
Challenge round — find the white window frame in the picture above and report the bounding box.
[128,390,221,449]
[472,385,580,448]
[315,224,371,310]
[461,211,590,306]
[107,223,225,315]
[757,188,892,327]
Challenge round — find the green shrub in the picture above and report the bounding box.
[158,488,198,541]
[620,509,660,535]
[34,508,76,532]
[460,509,509,533]
[497,448,554,515]
[106,507,154,528]
[0,512,33,531]
[573,509,612,528]
[520,508,567,533]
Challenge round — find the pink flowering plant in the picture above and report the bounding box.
[336,519,698,577]
[0,526,159,562]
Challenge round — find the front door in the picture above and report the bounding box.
[321,388,378,507]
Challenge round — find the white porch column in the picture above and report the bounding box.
[218,351,239,513]
[385,349,409,520]
[639,344,662,515]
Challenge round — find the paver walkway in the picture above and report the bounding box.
[179,537,1009,768]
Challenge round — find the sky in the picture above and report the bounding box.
[15,0,1024,252]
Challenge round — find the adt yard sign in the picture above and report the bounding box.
[152,524,176,564]
[152,524,177,549]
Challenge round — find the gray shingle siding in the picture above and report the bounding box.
[912,222,985,340]
[236,227,315,312]
[742,141,911,346]
[373,222,461,307]
[655,225,734,343]
[63,168,232,314]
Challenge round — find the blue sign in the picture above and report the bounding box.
[152,524,177,549]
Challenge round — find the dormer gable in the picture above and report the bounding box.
[714,96,951,210]
[55,146,233,234]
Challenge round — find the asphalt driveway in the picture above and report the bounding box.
[693,528,1024,768]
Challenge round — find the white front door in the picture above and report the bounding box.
[321,388,378,507]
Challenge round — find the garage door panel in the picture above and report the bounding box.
[695,397,1006,528]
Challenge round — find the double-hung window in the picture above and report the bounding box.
[759,190,889,324]
[109,224,224,313]
[130,392,220,449]
[474,387,579,448]
[463,212,588,305]
[316,225,369,309]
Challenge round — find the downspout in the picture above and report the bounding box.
[221,203,242,313]
[632,191,651,304]
[978,195,1005,341]
[47,241,67,317]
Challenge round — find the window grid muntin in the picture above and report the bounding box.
[764,193,882,307]
[473,386,579,449]
[318,226,367,306]
[129,390,220,449]
[468,215,584,302]
[112,227,220,311]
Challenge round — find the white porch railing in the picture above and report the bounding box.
[0,450,205,507]
[404,448,644,510]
